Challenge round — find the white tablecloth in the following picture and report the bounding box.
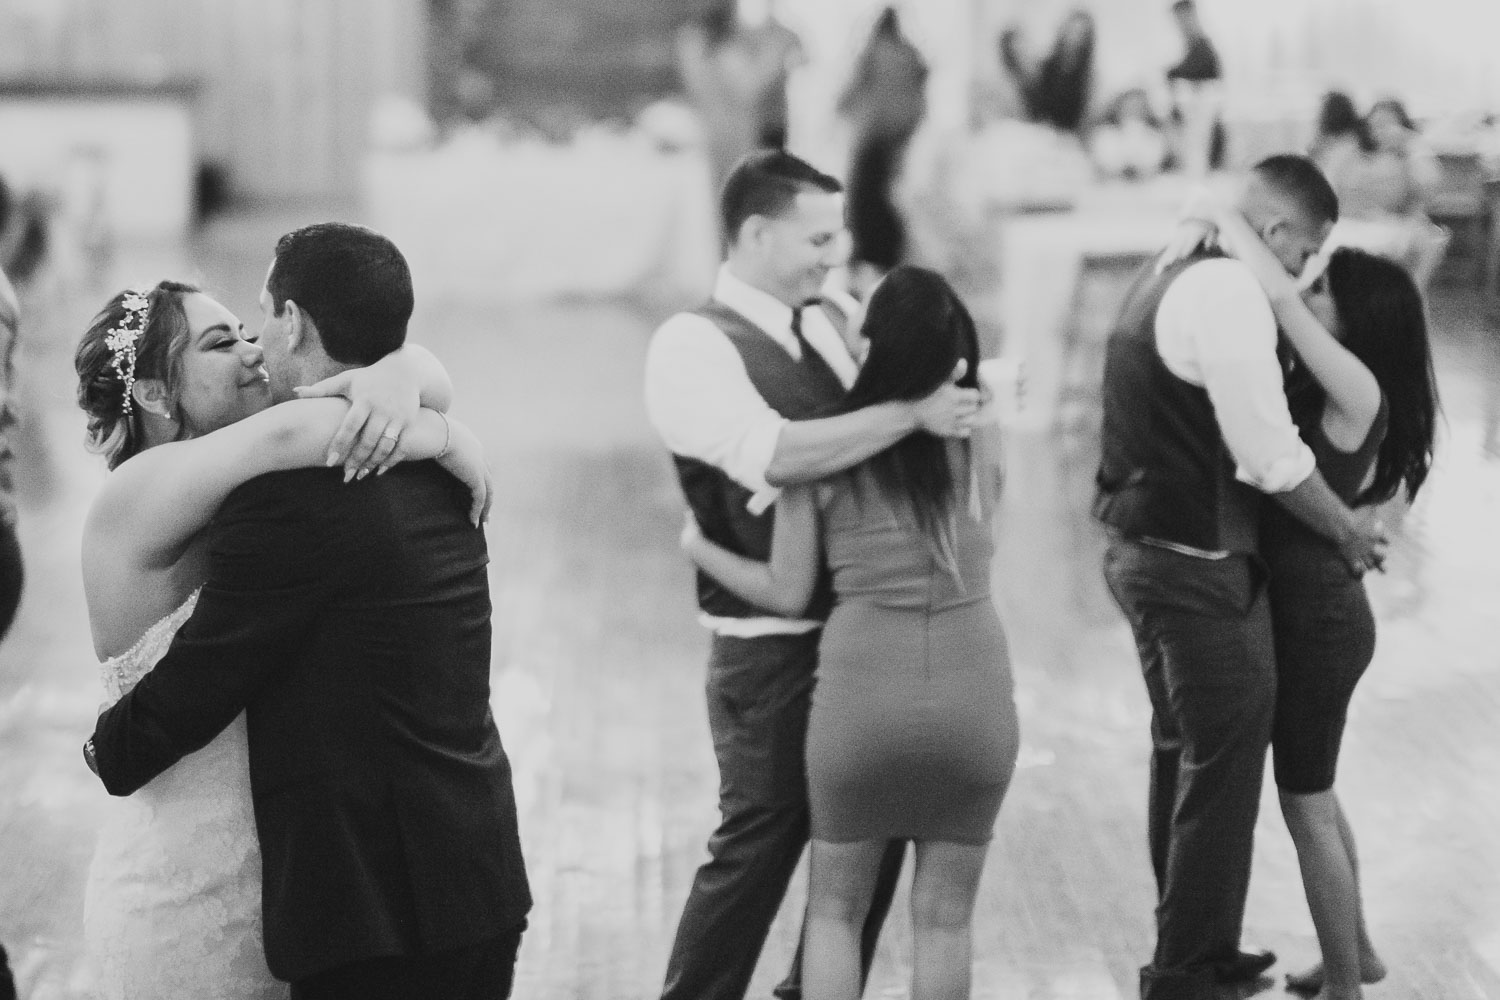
[994,177,1206,428]
[364,132,719,304]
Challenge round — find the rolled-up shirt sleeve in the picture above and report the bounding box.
[1156,259,1317,494]
[643,313,787,495]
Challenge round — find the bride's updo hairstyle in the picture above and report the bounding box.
[75,280,199,469]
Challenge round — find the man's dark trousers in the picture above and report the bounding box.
[1103,540,1276,1000]
[660,631,903,1000]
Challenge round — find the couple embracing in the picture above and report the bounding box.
[1099,154,1437,1000]
[79,223,531,999]
[646,150,1019,1000]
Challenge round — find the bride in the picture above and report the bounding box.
[75,280,488,998]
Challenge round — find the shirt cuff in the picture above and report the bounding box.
[730,418,786,505]
[746,485,781,516]
[1235,443,1316,494]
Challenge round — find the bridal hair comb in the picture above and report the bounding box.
[105,289,151,416]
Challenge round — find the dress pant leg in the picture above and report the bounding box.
[1104,543,1275,1000]
[660,633,819,1000]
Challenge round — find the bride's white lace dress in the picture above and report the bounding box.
[82,590,286,999]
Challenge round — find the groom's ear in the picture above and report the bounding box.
[284,300,316,354]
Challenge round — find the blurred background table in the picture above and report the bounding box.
[364,129,718,305]
[993,176,1196,429]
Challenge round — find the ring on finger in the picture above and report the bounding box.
[381,428,401,441]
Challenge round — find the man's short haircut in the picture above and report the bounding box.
[267,222,413,366]
[1251,153,1340,228]
[1170,0,1195,12]
[720,150,842,245]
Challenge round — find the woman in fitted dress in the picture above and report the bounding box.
[1192,203,1438,1000]
[683,266,1018,1000]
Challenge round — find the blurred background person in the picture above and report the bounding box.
[838,7,929,298]
[1360,98,1441,215]
[0,176,48,292]
[0,941,14,1000]
[677,0,810,255]
[746,11,806,151]
[1089,87,1171,180]
[1320,94,1448,288]
[1165,0,1225,174]
[0,264,21,648]
[676,1,763,204]
[1308,91,1374,179]
[997,9,1096,140]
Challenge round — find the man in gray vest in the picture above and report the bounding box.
[1095,154,1387,1000]
[644,150,981,1000]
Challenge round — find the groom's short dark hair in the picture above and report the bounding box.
[720,150,842,246]
[267,222,413,366]
[1251,154,1339,227]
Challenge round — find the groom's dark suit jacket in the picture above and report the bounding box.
[89,462,532,983]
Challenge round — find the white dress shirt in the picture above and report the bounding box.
[644,265,859,637]
[1155,257,1316,498]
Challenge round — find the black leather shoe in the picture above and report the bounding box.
[1212,948,1276,983]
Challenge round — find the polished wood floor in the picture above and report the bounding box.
[2,210,1499,999]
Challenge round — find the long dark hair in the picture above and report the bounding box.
[837,266,982,570]
[1314,90,1375,153]
[1325,247,1438,504]
[1037,10,1094,132]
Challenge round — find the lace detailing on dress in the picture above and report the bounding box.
[98,589,201,706]
[84,590,286,999]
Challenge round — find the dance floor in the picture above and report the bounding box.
[2,208,1499,1000]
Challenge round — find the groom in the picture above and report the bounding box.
[644,150,981,1000]
[1095,154,1385,1000]
[85,223,531,999]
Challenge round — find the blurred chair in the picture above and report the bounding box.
[1055,248,1156,433]
[1485,177,1500,299]
[1425,151,1488,286]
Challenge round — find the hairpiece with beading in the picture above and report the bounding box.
[105,289,151,416]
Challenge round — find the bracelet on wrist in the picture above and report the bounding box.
[436,411,452,459]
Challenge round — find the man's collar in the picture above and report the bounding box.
[714,265,797,340]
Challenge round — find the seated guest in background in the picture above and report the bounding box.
[1308,91,1374,179]
[997,9,1095,139]
[1321,95,1447,287]
[1345,98,1439,219]
[1089,88,1170,180]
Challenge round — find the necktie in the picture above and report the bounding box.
[789,301,844,395]
[789,304,808,357]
